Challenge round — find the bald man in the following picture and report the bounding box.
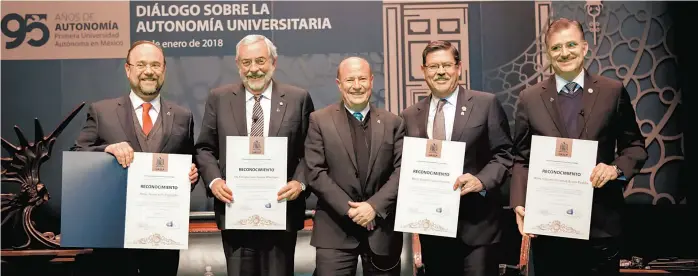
[304,57,405,276]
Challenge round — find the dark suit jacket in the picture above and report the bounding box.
[71,95,195,156]
[305,103,405,257]
[510,72,647,238]
[195,80,314,231]
[401,86,514,246]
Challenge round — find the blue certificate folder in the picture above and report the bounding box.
[60,151,129,249]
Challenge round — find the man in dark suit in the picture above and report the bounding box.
[71,40,199,275]
[400,40,514,276]
[194,34,314,276]
[304,57,405,276]
[510,18,647,276]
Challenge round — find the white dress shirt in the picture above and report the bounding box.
[129,91,160,128]
[555,69,585,94]
[427,88,458,141]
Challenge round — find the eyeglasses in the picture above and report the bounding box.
[425,63,455,72]
[128,62,163,71]
[549,41,584,52]
[239,57,269,68]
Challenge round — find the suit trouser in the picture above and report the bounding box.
[221,229,297,276]
[420,235,500,276]
[87,248,179,276]
[314,242,401,276]
[531,236,620,276]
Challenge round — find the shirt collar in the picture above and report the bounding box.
[344,102,370,121]
[129,91,161,112]
[245,81,273,101]
[431,86,459,107]
[555,69,585,94]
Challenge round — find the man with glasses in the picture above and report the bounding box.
[510,18,647,276]
[72,40,199,275]
[195,34,315,276]
[400,40,514,276]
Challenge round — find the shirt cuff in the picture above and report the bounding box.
[209,177,222,189]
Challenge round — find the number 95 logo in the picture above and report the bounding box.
[1,13,49,49]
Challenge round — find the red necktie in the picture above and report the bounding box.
[142,102,153,135]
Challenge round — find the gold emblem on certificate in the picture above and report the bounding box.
[249,136,265,155]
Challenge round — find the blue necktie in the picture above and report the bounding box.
[353,112,363,122]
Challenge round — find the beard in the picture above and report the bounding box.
[131,78,162,97]
[140,84,160,95]
[243,70,273,91]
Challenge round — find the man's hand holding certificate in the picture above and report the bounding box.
[225,136,287,230]
[522,135,598,240]
[394,137,465,238]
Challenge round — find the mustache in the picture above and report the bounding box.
[558,55,576,62]
[433,75,449,81]
[246,72,266,78]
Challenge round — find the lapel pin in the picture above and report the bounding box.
[167,111,171,116]
[279,102,284,106]
[588,88,593,93]
[550,97,554,102]
[460,112,465,116]
[461,106,467,112]
[377,119,381,124]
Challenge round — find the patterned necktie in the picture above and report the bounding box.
[432,99,447,140]
[563,82,580,95]
[250,95,264,136]
[142,102,153,135]
[352,112,364,122]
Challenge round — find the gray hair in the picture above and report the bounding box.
[235,34,278,60]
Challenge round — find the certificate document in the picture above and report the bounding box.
[523,135,598,240]
[123,152,192,250]
[225,136,287,230]
[394,137,465,238]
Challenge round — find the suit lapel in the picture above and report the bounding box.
[230,84,248,136]
[116,95,142,152]
[577,72,600,139]
[366,105,384,180]
[158,99,174,152]
[268,82,287,137]
[415,98,430,138]
[451,86,473,141]
[540,77,569,137]
[331,104,358,171]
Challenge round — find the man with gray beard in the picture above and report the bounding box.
[195,34,315,276]
[72,40,199,275]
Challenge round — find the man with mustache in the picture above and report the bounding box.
[304,57,405,276]
[71,40,199,275]
[510,18,647,276]
[400,40,514,276]
[195,34,314,276]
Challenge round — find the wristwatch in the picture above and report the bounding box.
[299,182,307,191]
[612,165,623,178]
